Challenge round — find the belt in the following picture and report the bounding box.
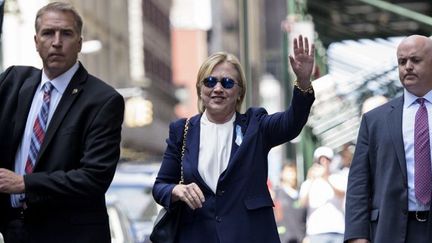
[9,207,25,220]
[408,211,429,222]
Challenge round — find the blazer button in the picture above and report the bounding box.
[215,216,222,222]
[216,190,225,196]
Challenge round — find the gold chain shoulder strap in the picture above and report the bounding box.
[179,118,190,184]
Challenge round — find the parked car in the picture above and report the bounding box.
[107,195,137,243]
[107,163,160,243]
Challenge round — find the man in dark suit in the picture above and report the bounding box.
[0,2,124,243]
[344,35,432,243]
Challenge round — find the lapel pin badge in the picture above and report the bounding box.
[235,124,243,146]
[72,88,78,95]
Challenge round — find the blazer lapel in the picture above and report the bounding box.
[186,115,200,173]
[186,115,212,192]
[388,97,407,181]
[36,64,87,163]
[219,113,248,182]
[12,72,41,150]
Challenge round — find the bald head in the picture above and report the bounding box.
[398,35,432,53]
[397,35,432,97]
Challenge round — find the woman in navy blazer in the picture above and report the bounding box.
[153,35,315,243]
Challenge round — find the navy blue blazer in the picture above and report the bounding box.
[344,96,432,243]
[153,88,314,243]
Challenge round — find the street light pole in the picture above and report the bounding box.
[283,0,309,182]
[239,0,252,109]
[281,0,299,162]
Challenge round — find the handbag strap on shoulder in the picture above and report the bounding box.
[179,118,190,184]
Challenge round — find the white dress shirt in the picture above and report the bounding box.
[198,111,235,193]
[402,89,432,211]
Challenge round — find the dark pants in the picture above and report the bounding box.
[3,219,27,243]
[3,207,27,243]
[406,212,428,243]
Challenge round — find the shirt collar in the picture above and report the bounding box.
[404,89,432,108]
[41,62,79,94]
[201,110,236,126]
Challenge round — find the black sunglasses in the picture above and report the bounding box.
[202,76,238,89]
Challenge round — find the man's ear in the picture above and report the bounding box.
[34,35,39,52]
[78,36,83,52]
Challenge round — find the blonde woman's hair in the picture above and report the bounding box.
[195,52,247,113]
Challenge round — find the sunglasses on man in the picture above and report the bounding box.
[202,76,239,89]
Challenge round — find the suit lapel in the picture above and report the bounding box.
[388,97,407,181]
[186,115,200,173]
[219,113,247,182]
[13,71,41,150]
[36,64,87,163]
[186,115,212,192]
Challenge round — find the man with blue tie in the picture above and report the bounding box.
[344,35,432,243]
[0,2,124,243]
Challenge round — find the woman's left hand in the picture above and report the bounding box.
[171,182,205,210]
[289,35,315,89]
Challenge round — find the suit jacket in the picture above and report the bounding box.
[153,88,314,243]
[0,63,124,243]
[344,96,428,243]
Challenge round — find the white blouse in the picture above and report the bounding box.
[198,111,235,193]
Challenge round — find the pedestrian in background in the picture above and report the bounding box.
[345,35,432,243]
[274,163,307,243]
[152,35,315,243]
[299,146,346,243]
[0,2,124,242]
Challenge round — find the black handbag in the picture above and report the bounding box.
[150,118,189,243]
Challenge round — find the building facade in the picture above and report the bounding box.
[69,0,176,159]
